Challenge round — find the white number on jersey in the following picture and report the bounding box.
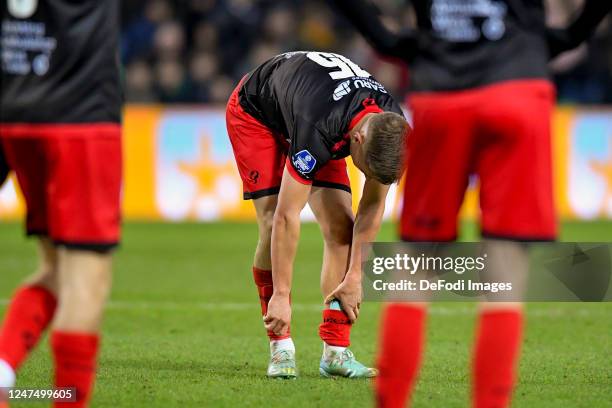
[306,52,371,80]
[7,0,38,18]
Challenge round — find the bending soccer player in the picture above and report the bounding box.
[0,1,122,407]
[333,0,612,406]
[226,51,409,379]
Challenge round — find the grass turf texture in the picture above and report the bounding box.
[0,221,611,407]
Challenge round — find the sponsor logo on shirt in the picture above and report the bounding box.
[353,78,387,93]
[431,0,507,42]
[292,150,317,174]
[333,80,351,101]
[333,78,387,101]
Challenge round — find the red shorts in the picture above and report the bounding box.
[400,79,557,241]
[226,83,350,199]
[0,124,122,251]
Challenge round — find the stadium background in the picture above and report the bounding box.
[0,0,611,222]
[1,1,611,407]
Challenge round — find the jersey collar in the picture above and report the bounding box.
[348,98,383,132]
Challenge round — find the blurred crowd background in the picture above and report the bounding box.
[120,0,612,105]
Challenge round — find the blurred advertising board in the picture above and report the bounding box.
[0,105,610,221]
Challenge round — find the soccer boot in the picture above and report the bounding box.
[319,348,378,379]
[267,349,298,379]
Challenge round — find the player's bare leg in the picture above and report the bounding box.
[252,195,296,378]
[310,187,376,378]
[0,238,59,400]
[309,187,353,298]
[473,239,527,408]
[51,249,113,407]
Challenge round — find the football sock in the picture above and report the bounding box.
[319,300,351,348]
[322,343,346,360]
[51,331,99,408]
[0,359,15,388]
[252,267,291,340]
[375,304,426,408]
[0,285,57,370]
[472,309,523,408]
[270,338,295,354]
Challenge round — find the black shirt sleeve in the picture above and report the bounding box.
[329,0,417,61]
[287,117,332,182]
[547,0,612,58]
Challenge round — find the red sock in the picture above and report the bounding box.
[375,304,426,408]
[472,309,523,408]
[51,331,99,408]
[0,285,57,370]
[319,309,352,347]
[252,267,290,340]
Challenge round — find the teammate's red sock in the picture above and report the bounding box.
[0,285,57,370]
[252,267,290,340]
[51,331,99,408]
[375,304,426,408]
[319,309,351,347]
[472,309,523,408]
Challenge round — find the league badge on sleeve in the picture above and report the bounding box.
[292,150,317,175]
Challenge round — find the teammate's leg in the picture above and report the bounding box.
[378,93,475,406]
[472,241,526,408]
[471,80,555,408]
[41,129,121,407]
[51,249,112,408]
[376,303,426,408]
[0,139,59,392]
[0,239,58,389]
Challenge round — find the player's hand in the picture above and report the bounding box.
[263,293,291,336]
[325,276,362,323]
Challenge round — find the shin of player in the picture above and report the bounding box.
[309,187,358,373]
[252,195,296,356]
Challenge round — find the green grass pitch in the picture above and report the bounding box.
[0,221,611,407]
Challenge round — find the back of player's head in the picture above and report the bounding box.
[364,112,409,184]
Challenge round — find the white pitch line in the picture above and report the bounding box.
[0,299,609,317]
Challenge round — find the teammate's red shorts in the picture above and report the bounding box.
[0,124,122,251]
[226,82,351,199]
[401,79,557,241]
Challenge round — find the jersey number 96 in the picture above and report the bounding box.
[307,52,371,80]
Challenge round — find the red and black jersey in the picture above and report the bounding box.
[238,51,404,181]
[408,0,549,91]
[333,0,612,92]
[0,0,121,124]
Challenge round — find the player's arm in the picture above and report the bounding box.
[330,0,417,61]
[547,0,612,58]
[325,177,390,322]
[263,167,311,336]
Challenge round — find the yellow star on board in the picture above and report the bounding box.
[177,137,240,216]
